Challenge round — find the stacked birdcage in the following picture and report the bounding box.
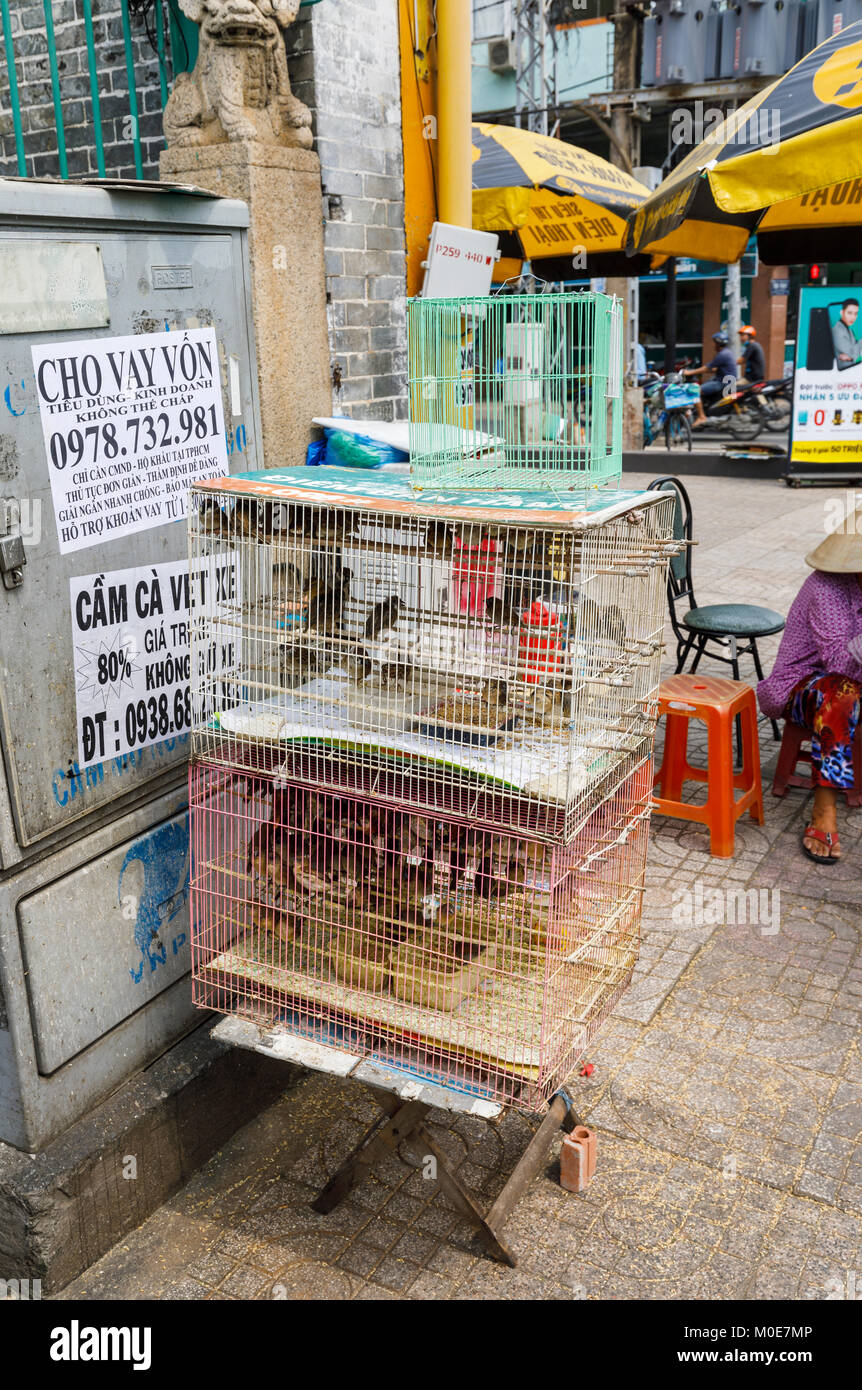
[187,468,676,1110]
[408,292,623,491]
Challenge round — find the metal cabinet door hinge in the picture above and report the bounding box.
[0,501,26,589]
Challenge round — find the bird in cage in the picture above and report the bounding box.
[234,498,278,541]
[278,642,320,689]
[485,593,524,629]
[196,496,229,538]
[370,852,439,929]
[357,595,414,689]
[364,594,401,642]
[602,603,627,649]
[473,841,534,901]
[379,644,416,692]
[305,565,351,635]
[289,832,347,899]
[425,519,454,559]
[246,826,294,923]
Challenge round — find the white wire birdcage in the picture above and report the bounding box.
[408,292,623,491]
[188,472,675,843]
[189,741,651,1112]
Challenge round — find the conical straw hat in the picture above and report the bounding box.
[805,505,862,573]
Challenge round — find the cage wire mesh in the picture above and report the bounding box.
[189,481,674,841]
[408,292,623,491]
[190,743,651,1110]
[187,474,677,1108]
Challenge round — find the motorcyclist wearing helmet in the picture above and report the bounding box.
[738,325,766,383]
[682,331,737,426]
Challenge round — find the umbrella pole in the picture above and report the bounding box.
[437,0,472,228]
[665,257,677,372]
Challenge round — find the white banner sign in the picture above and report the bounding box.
[33,327,228,554]
[70,556,236,767]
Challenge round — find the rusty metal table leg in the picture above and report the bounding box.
[310,1097,429,1214]
[311,1086,581,1269]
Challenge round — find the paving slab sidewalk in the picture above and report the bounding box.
[61,474,861,1301]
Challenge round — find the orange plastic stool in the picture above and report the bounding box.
[653,674,764,858]
[772,720,862,808]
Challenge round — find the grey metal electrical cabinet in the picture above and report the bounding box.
[662,0,713,83]
[739,0,795,76]
[0,179,262,1149]
[783,1,803,70]
[642,13,659,85]
[802,0,820,52]
[817,0,862,41]
[705,4,722,78]
[719,3,744,75]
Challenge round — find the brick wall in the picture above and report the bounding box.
[0,0,408,421]
[0,0,169,180]
[287,0,408,422]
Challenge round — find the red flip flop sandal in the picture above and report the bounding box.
[802,824,841,865]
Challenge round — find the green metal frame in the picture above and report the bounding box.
[1,0,328,181]
[408,292,623,492]
[0,0,26,176]
[1,0,199,180]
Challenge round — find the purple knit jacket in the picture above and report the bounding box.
[757,570,862,719]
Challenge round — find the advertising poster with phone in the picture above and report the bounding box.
[790,286,862,467]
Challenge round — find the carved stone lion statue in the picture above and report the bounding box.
[163,0,313,149]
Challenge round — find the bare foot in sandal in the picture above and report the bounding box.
[804,786,842,861]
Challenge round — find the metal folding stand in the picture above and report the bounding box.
[213,1016,582,1268]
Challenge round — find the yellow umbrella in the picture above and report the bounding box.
[757,177,862,263]
[471,122,653,276]
[626,20,862,263]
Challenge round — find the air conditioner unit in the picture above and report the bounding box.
[488,36,516,74]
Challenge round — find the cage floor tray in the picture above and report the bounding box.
[215,676,631,803]
[203,921,627,1082]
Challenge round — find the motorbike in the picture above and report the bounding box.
[698,379,767,441]
[755,376,793,433]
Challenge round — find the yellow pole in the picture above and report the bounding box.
[398,0,438,297]
[436,0,472,229]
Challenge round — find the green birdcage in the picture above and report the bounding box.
[408,291,623,492]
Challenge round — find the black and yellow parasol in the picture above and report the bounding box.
[471,122,653,278]
[626,20,862,264]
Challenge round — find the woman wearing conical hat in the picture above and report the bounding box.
[758,507,862,863]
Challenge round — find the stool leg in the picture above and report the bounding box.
[750,639,780,743]
[689,635,707,674]
[676,631,697,674]
[656,711,689,802]
[729,646,743,768]
[743,696,765,825]
[706,706,737,857]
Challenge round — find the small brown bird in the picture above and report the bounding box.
[234,499,276,541]
[365,594,401,642]
[425,520,454,559]
[196,497,228,538]
[306,567,351,634]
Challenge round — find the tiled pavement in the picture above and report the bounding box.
[62,474,862,1301]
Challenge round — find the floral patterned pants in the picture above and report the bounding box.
[786,673,862,789]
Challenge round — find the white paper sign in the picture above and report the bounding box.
[33,327,228,554]
[70,555,236,767]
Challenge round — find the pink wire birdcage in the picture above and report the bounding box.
[189,742,651,1111]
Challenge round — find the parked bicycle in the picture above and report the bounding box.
[641,371,698,451]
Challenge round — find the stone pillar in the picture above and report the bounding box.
[160,142,332,469]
